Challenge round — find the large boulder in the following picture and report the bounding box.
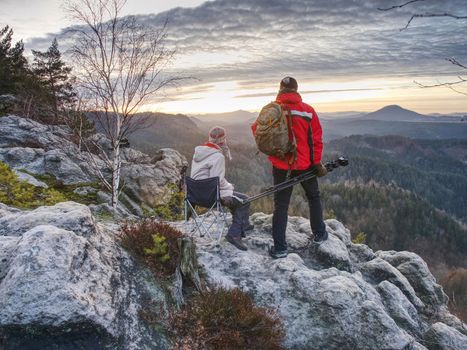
[1,200,465,350]
[184,212,467,350]
[0,115,188,214]
[0,201,97,237]
[423,322,467,350]
[0,202,168,349]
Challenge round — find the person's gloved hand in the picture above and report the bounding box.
[315,163,328,177]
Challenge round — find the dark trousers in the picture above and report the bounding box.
[272,167,326,251]
[225,192,251,238]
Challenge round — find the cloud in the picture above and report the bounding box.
[25,0,467,93]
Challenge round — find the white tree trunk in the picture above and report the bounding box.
[111,116,122,209]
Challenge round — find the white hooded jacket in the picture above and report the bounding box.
[190,144,234,198]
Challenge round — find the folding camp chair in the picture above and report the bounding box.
[184,176,228,242]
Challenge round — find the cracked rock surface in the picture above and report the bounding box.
[189,213,467,350]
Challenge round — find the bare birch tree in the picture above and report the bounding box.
[65,0,182,208]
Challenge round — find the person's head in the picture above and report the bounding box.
[279,76,298,94]
[209,126,232,160]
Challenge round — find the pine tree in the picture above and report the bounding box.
[0,26,28,95]
[32,38,75,120]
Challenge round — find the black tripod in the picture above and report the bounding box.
[240,157,349,206]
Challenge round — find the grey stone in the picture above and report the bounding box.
[423,322,467,350]
[0,115,187,213]
[377,280,425,335]
[0,203,20,217]
[349,242,376,263]
[0,202,97,237]
[360,257,425,310]
[14,169,48,188]
[0,205,168,349]
[188,213,417,349]
[73,186,99,196]
[312,232,352,271]
[325,218,352,245]
[377,251,448,310]
[0,236,20,282]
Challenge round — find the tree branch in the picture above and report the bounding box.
[378,0,427,11]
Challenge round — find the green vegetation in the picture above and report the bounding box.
[0,161,66,208]
[17,169,101,205]
[169,288,285,350]
[320,182,467,267]
[1,26,76,123]
[120,219,182,278]
[352,231,366,244]
[325,136,467,222]
[144,234,170,264]
[144,183,185,221]
[123,220,286,349]
[0,161,102,209]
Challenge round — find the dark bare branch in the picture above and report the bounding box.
[414,76,467,96]
[378,0,426,11]
[446,57,467,70]
[402,13,467,30]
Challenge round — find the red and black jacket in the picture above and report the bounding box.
[253,92,323,170]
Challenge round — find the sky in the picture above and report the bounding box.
[1,0,467,115]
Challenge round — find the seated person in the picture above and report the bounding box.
[190,126,252,251]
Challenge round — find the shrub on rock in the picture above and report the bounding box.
[120,219,182,278]
[0,161,66,208]
[169,288,285,350]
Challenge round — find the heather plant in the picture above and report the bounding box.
[120,219,182,278]
[169,288,285,350]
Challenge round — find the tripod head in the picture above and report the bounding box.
[325,156,349,172]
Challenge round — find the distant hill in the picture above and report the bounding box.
[126,112,205,152]
[190,106,467,142]
[325,135,467,222]
[319,111,363,120]
[191,110,257,126]
[322,118,467,140]
[360,105,429,122]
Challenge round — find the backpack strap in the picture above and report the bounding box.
[284,107,297,178]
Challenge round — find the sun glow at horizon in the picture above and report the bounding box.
[142,76,467,115]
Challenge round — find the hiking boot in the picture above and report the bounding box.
[241,224,254,238]
[268,246,288,259]
[226,235,248,251]
[313,231,328,245]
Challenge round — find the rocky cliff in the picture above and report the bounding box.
[0,115,466,350]
[0,115,187,217]
[187,213,467,350]
[1,201,466,349]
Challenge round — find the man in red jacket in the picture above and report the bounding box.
[256,77,328,259]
